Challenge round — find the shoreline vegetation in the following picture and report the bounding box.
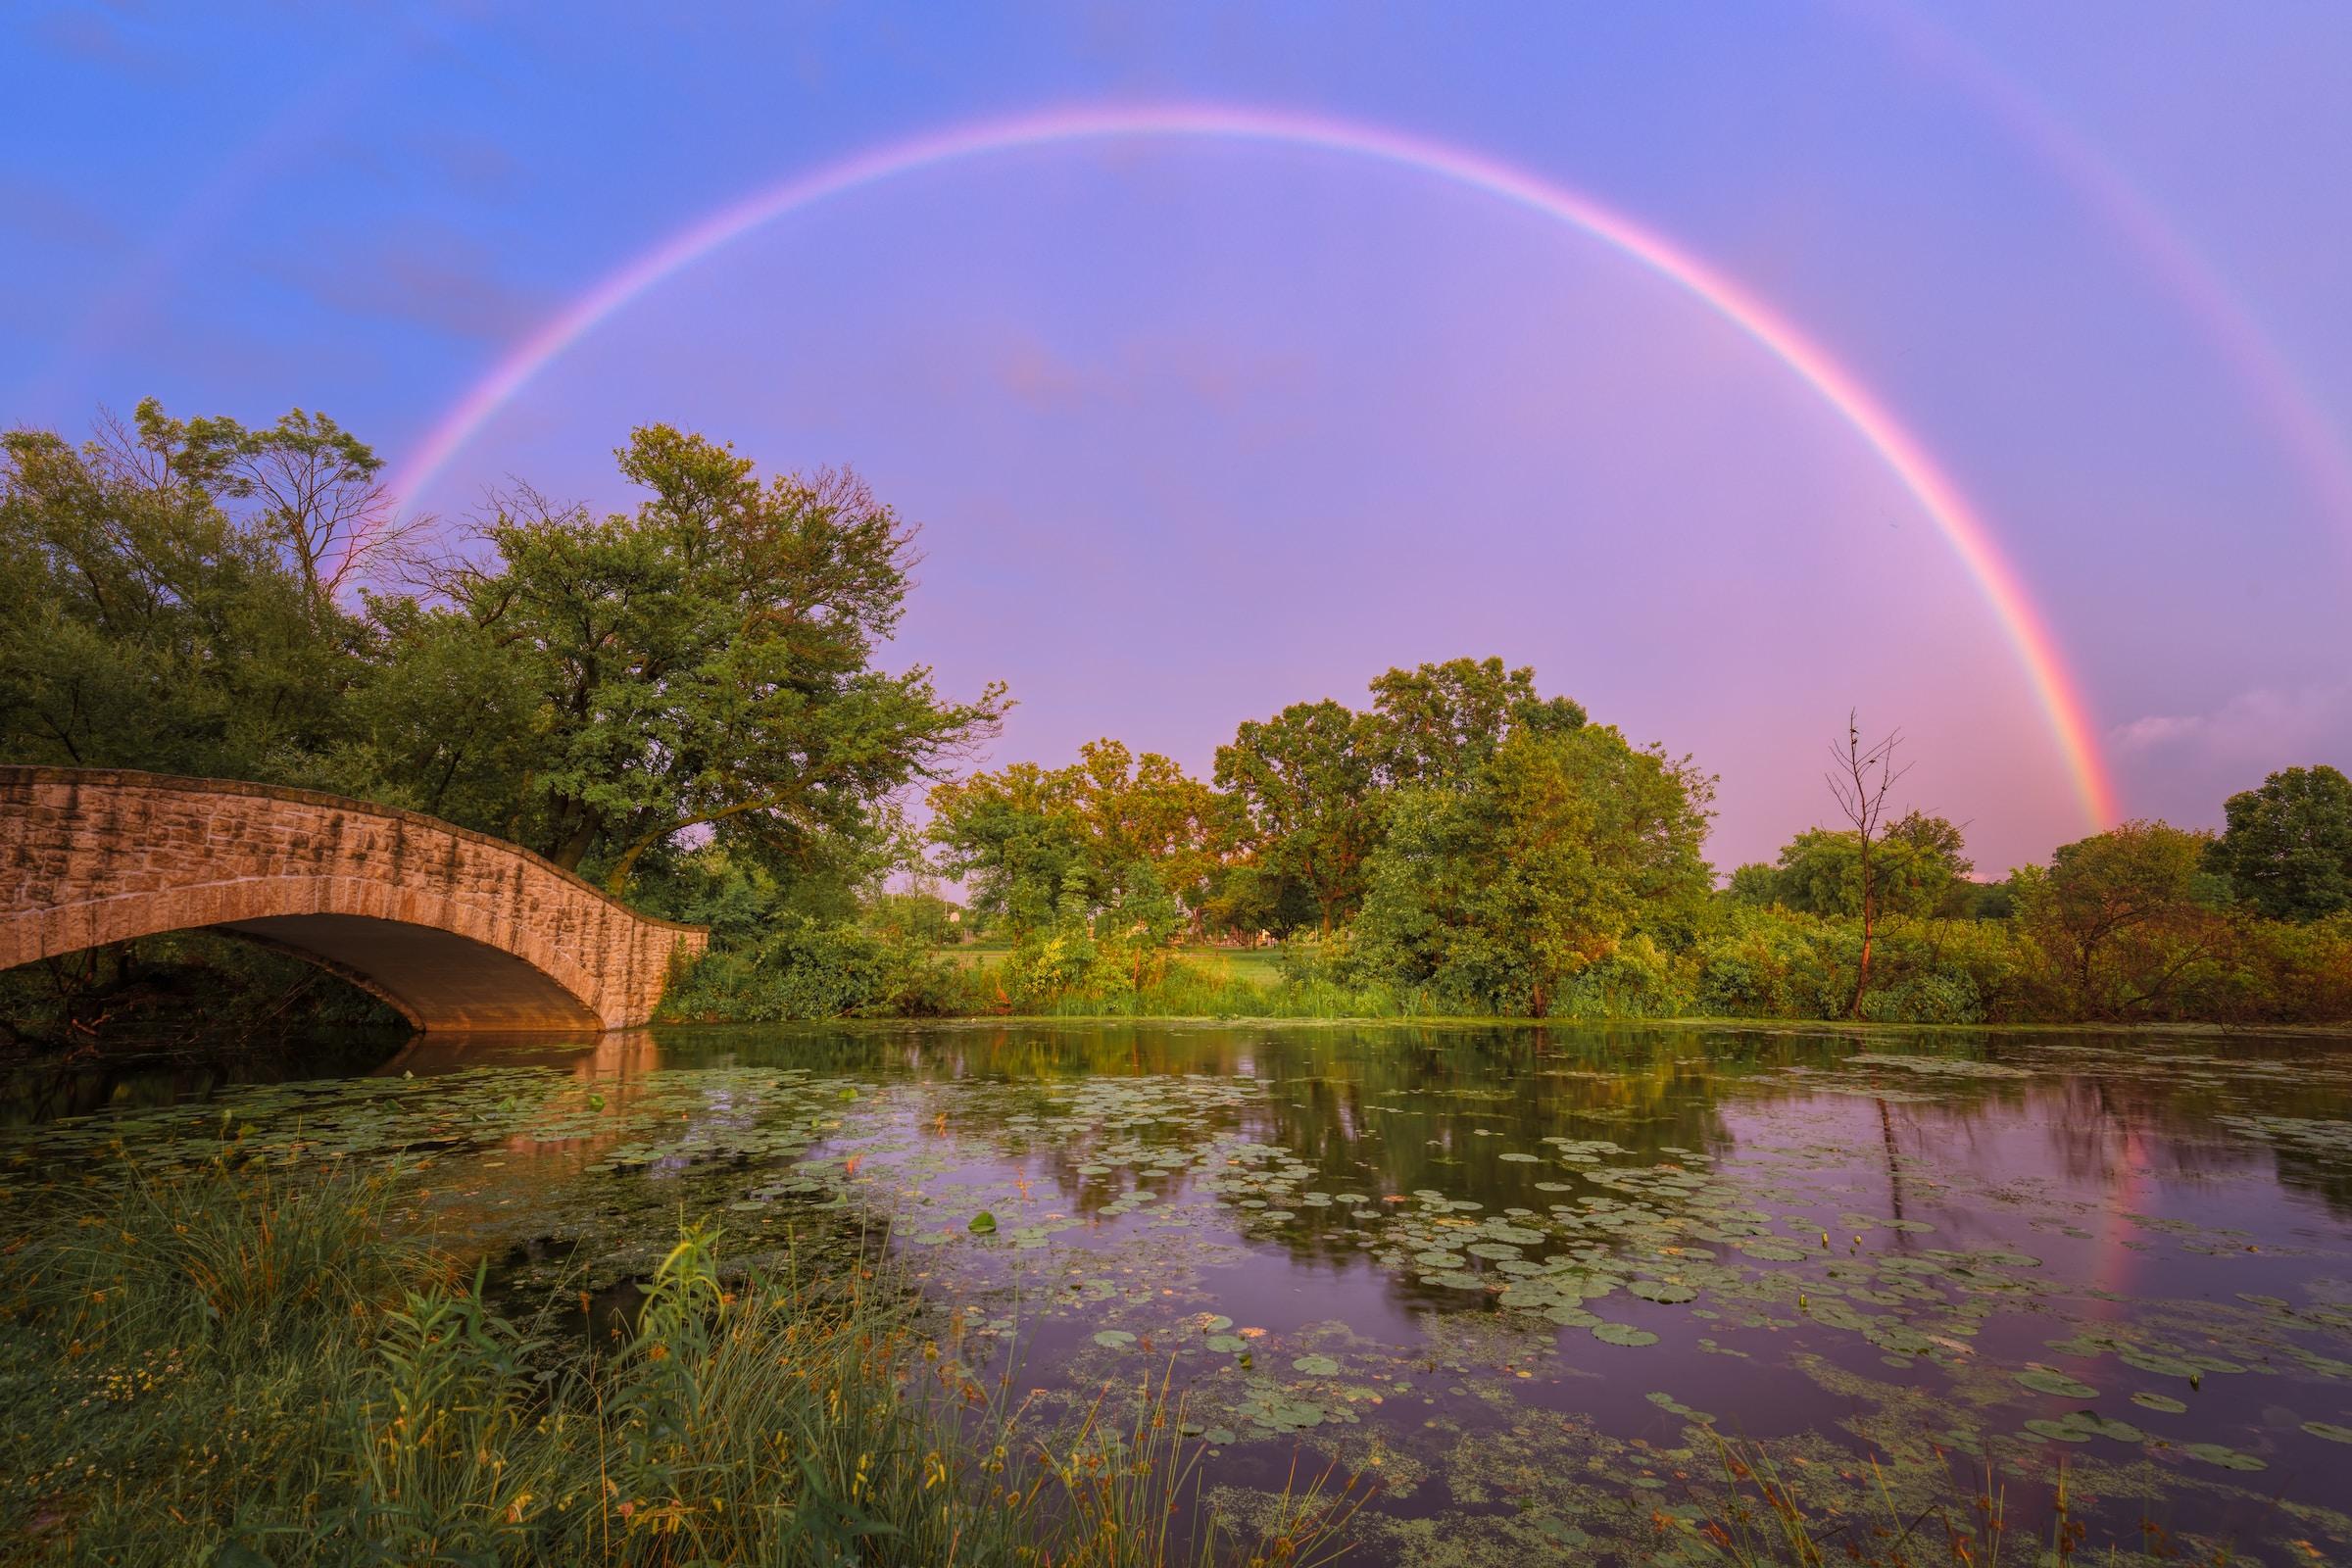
[0,1154,1362,1566]
[0,1143,2220,1567]
[5,404,2350,1043]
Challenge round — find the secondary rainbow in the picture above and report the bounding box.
[389,102,2120,827]
[1861,1,2352,547]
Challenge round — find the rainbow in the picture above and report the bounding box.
[1861,2,2352,544]
[388,102,2120,827]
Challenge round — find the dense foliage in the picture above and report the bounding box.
[2207,763,2352,921]
[1,407,1002,878]
[5,402,2348,1034]
[917,659,1712,1018]
[0,405,1003,1042]
[1348,727,1712,1015]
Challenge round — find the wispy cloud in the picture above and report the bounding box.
[266,225,543,342]
[2111,683,2352,764]
[0,174,123,251]
[28,5,162,71]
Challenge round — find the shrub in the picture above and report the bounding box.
[1693,907,2019,1023]
[1541,936,1695,1019]
[660,915,957,1022]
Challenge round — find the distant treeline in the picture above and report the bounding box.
[806,666,2347,1027]
[4,405,2348,1038]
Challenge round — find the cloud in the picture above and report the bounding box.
[29,5,162,71]
[0,174,123,251]
[996,332,1088,408]
[417,133,522,202]
[2111,683,2352,764]
[268,226,544,342]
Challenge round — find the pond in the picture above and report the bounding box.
[8,1021,2352,1564]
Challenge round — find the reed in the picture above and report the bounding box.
[1,1155,1357,1566]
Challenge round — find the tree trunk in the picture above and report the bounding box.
[550,818,598,872]
[1849,836,1874,1018]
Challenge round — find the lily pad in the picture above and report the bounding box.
[1592,1322,1660,1348]
[2015,1368,2100,1398]
[2023,1417,2094,1444]
[2183,1443,2266,1471]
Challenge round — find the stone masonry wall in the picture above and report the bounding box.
[0,766,706,1030]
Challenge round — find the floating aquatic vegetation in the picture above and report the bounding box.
[1843,1052,2034,1079]
[9,1019,2351,1566]
[2183,1442,2268,1471]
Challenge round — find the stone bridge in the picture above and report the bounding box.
[0,766,706,1031]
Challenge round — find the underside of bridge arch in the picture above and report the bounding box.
[220,915,606,1032]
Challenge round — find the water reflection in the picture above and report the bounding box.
[7,1021,2350,1564]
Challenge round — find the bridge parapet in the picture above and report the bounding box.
[0,766,707,1031]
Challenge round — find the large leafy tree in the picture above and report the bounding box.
[344,593,550,836]
[2014,820,2229,1018]
[0,409,371,780]
[928,741,1219,940]
[130,398,415,603]
[425,427,1006,890]
[2208,765,2352,921]
[1772,812,1973,919]
[1362,656,1586,790]
[1065,740,1225,924]
[1354,726,1714,1014]
[926,761,1086,936]
[1213,699,1380,935]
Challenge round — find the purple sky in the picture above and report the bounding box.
[5,2,2349,875]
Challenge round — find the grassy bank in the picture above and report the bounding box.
[0,1156,1355,1566]
[0,1153,2240,1566]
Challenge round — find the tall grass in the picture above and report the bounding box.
[0,1155,1357,1566]
[1672,1434,2230,1567]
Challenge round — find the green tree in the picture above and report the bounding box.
[867,883,962,947]
[127,397,416,603]
[1958,876,2017,920]
[926,762,1087,936]
[927,741,1217,942]
[425,430,1006,890]
[1724,863,1781,907]
[337,595,549,835]
[2013,820,2229,1018]
[1214,699,1381,935]
[0,412,368,780]
[1353,726,1714,1014]
[1065,739,1225,927]
[1362,656,1586,790]
[1772,812,1973,919]
[2208,764,2352,921]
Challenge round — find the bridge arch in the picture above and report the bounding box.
[1,767,706,1031]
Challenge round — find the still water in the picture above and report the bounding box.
[9,1022,2352,1564]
